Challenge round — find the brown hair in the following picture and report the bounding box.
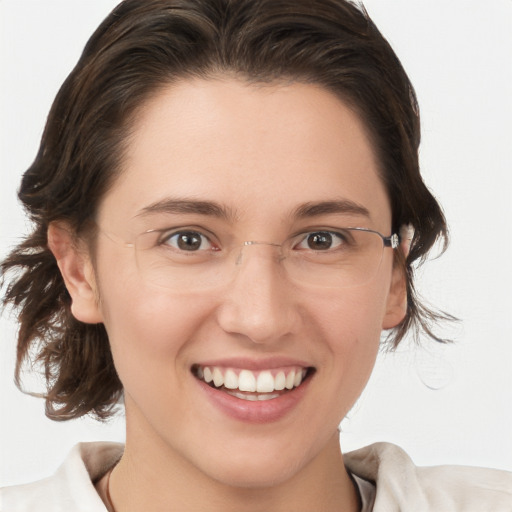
[1,0,451,421]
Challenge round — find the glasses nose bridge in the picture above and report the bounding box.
[235,240,285,266]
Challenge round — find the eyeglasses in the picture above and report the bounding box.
[99,226,400,290]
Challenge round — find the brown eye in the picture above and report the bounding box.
[163,231,211,251]
[307,232,334,250]
[294,231,345,252]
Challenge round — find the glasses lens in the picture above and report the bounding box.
[134,228,386,290]
[284,229,386,288]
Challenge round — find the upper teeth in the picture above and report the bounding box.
[196,366,307,393]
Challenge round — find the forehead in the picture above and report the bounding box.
[98,77,391,230]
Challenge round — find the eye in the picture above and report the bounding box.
[295,231,345,251]
[160,230,213,252]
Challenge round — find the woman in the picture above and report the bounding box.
[1,0,511,510]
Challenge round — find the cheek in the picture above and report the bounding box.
[332,295,382,379]
[311,280,390,394]
[95,256,212,388]
[95,244,201,352]
[102,286,209,353]
[315,281,389,348]
[98,281,219,434]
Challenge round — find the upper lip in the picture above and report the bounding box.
[192,357,313,371]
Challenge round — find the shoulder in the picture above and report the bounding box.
[345,442,512,511]
[1,442,123,512]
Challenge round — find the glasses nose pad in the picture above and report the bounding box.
[235,241,283,266]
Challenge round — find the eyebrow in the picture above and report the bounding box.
[135,197,370,222]
[135,198,235,220]
[292,199,370,219]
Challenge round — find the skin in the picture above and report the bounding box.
[49,77,406,511]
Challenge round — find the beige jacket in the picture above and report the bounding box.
[1,442,511,511]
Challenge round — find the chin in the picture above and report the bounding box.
[210,459,303,490]
[192,435,318,490]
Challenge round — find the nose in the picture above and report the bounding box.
[216,243,299,344]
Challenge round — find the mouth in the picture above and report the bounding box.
[191,364,315,401]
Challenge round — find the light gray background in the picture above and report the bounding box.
[1,0,511,487]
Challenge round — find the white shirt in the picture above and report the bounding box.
[1,442,511,511]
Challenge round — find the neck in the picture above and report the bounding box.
[105,426,359,512]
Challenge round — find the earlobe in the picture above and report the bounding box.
[47,222,103,324]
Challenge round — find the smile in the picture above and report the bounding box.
[192,365,312,401]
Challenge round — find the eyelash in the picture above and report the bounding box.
[295,231,348,251]
[158,230,218,251]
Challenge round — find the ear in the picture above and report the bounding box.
[382,262,407,329]
[47,222,103,324]
[382,230,411,330]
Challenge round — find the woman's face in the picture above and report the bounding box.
[81,78,405,487]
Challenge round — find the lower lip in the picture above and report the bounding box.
[195,374,312,423]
